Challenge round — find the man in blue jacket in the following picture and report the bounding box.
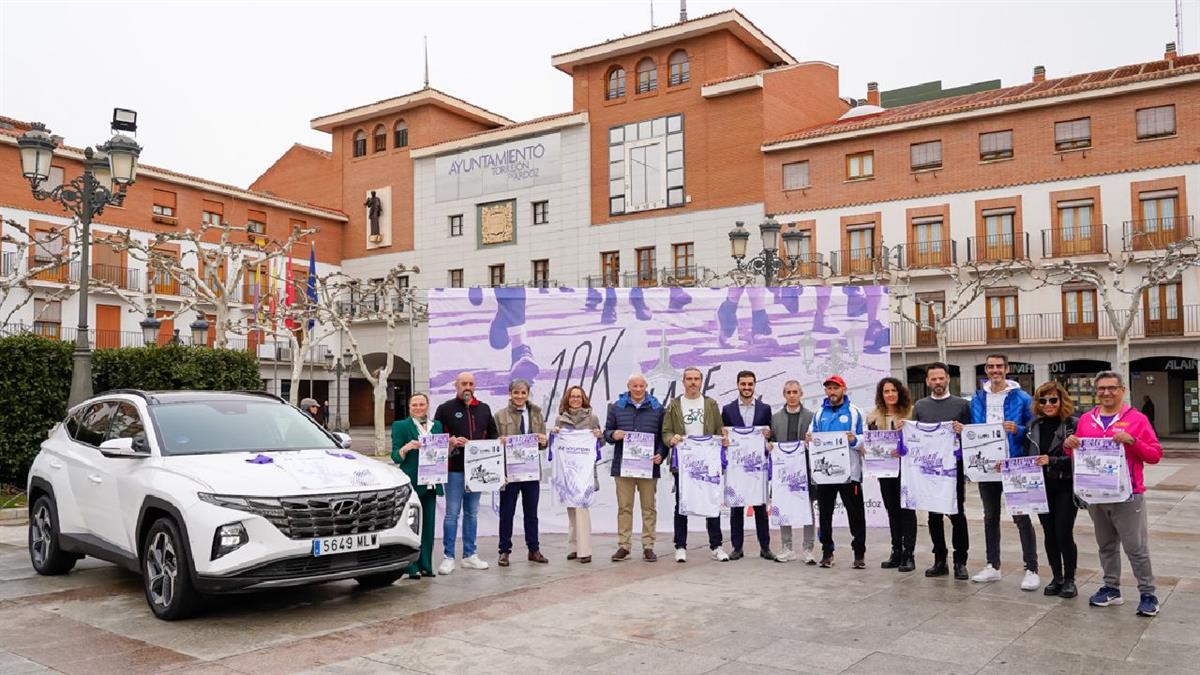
[967,354,1039,590]
[807,375,867,569]
[720,370,775,561]
[604,373,669,563]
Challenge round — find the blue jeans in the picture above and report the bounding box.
[443,472,481,558]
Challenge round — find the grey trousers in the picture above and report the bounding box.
[1088,494,1155,595]
[779,499,817,552]
[979,481,1039,572]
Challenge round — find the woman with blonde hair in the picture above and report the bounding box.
[552,385,602,563]
[1024,380,1080,598]
[391,392,442,579]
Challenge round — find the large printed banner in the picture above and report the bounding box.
[428,286,890,535]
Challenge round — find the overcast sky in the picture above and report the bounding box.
[2,0,1195,188]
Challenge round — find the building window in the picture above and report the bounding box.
[910,216,946,267]
[672,242,694,280]
[373,125,387,153]
[449,214,464,237]
[1054,118,1091,151]
[44,166,65,192]
[910,141,942,171]
[608,113,684,215]
[247,209,267,235]
[1132,188,1181,249]
[979,130,1013,161]
[635,246,656,286]
[606,66,626,100]
[201,208,221,227]
[986,290,1019,343]
[782,161,810,190]
[449,269,463,288]
[1135,105,1175,140]
[668,50,690,86]
[846,151,873,180]
[845,223,877,274]
[488,264,505,287]
[1144,281,1183,336]
[600,251,620,287]
[532,259,550,288]
[353,130,367,157]
[33,299,62,339]
[532,200,549,225]
[1063,288,1098,339]
[394,120,409,148]
[152,189,176,218]
[1054,199,1096,256]
[915,292,944,347]
[636,58,657,93]
[981,208,1017,260]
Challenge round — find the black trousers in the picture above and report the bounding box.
[673,472,721,550]
[1038,476,1079,580]
[730,504,771,551]
[878,476,917,556]
[928,458,969,565]
[979,480,1039,572]
[497,480,540,554]
[816,481,866,557]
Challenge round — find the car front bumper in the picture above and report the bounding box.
[194,543,418,593]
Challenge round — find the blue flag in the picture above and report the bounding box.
[306,243,318,330]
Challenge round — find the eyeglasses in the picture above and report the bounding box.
[1037,397,1059,405]
[1096,386,1122,393]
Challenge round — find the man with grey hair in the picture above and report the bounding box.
[662,366,727,563]
[769,380,817,563]
[494,378,550,567]
[605,373,669,562]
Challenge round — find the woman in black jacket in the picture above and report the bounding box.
[1024,380,1080,599]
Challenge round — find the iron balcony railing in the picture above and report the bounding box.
[587,266,711,288]
[1041,225,1108,258]
[967,233,1030,262]
[1122,215,1194,251]
[891,240,957,269]
[829,247,889,276]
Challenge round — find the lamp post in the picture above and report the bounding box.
[190,314,209,347]
[728,217,803,286]
[325,347,351,431]
[139,310,161,346]
[17,110,141,405]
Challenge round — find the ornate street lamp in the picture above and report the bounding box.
[190,314,209,347]
[727,217,799,286]
[17,110,141,405]
[324,347,352,431]
[139,310,161,346]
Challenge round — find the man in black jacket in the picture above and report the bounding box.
[720,370,775,561]
[433,371,498,575]
[604,373,668,562]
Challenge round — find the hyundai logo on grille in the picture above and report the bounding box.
[331,499,362,517]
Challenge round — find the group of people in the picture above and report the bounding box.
[389,355,1164,618]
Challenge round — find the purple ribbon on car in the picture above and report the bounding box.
[245,454,274,464]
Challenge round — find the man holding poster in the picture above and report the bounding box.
[663,367,727,563]
[720,370,775,561]
[1065,371,1163,617]
[912,363,973,580]
[967,354,1039,590]
[604,374,668,563]
[769,380,816,564]
[433,372,498,575]
[494,379,550,567]
[807,375,866,569]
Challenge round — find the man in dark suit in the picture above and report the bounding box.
[720,370,775,560]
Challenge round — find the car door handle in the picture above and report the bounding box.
[49,459,64,469]
[87,474,103,484]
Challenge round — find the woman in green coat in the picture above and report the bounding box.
[391,392,443,579]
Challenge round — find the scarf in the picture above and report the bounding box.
[557,407,594,430]
[412,415,432,436]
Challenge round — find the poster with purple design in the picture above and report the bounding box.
[725,427,768,506]
[427,286,889,534]
[417,434,450,486]
[900,422,959,515]
[678,436,724,517]
[863,430,900,479]
[504,434,541,483]
[1002,456,1049,516]
[769,441,813,527]
[550,430,598,508]
[620,431,656,479]
[1074,438,1131,504]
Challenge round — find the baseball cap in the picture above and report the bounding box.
[300,398,320,409]
[823,375,847,388]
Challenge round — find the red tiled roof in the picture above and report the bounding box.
[311,86,513,127]
[293,143,332,159]
[766,54,1200,146]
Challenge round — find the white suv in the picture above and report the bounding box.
[26,390,421,620]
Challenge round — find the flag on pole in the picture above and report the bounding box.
[268,256,278,332]
[252,261,261,327]
[284,248,296,330]
[305,243,318,330]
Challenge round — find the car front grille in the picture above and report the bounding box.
[247,545,414,578]
[238,486,410,539]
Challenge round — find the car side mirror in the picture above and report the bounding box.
[99,437,148,457]
[334,432,353,449]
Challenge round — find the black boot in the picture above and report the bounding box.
[1044,578,1064,596]
[925,559,949,577]
[898,552,916,573]
[1059,579,1078,598]
[953,563,969,580]
[880,549,901,569]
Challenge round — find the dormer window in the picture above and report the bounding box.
[636,58,657,93]
[668,50,690,86]
[606,66,626,100]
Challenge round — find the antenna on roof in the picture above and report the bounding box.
[1176,0,1184,52]
[650,1,655,28]
[680,0,687,22]
[423,35,430,88]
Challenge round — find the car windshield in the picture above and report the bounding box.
[150,400,338,456]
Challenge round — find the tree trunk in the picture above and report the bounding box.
[936,323,949,365]
[372,377,388,456]
[213,300,230,349]
[1115,328,1131,404]
[288,332,305,406]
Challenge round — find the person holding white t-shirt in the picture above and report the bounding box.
[662,367,727,563]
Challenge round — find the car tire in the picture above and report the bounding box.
[354,570,406,588]
[28,495,78,576]
[142,517,201,620]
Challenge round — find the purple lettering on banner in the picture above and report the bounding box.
[418,434,450,486]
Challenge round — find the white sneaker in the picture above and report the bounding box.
[972,565,1002,583]
[775,548,794,563]
[711,548,730,562]
[1021,570,1040,591]
[461,554,489,570]
[438,558,455,575]
[675,548,687,563]
[803,551,817,565]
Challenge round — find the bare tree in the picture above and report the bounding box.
[0,218,82,326]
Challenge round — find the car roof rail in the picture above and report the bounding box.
[98,388,152,401]
[235,390,287,404]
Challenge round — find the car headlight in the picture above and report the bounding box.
[198,492,285,518]
[211,522,249,560]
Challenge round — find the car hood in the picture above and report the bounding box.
[162,449,408,496]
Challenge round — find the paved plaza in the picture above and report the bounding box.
[0,457,1198,675]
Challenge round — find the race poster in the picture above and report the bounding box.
[808,431,851,485]
[1074,437,1131,504]
[1002,456,1049,516]
[725,427,768,506]
[677,435,724,517]
[620,431,657,479]
[417,433,450,486]
[550,430,600,508]
[464,440,504,492]
[769,440,813,527]
[900,421,960,515]
[863,430,900,479]
[504,433,542,483]
[962,423,1007,483]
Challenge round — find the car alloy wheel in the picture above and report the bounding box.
[29,502,53,568]
[145,530,179,609]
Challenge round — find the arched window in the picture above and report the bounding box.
[353,130,367,157]
[668,50,690,86]
[606,66,626,100]
[636,58,657,93]
[373,125,387,153]
[394,120,409,148]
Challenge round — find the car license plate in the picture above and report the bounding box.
[311,533,380,557]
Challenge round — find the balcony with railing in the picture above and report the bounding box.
[623,270,658,287]
[898,239,958,269]
[967,233,1029,262]
[1041,225,1108,258]
[1122,215,1194,251]
[587,266,712,287]
[780,252,825,280]
[87,263,142,292]
[829,247,888,277]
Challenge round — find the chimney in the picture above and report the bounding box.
[1033,65,1046,83]
[866,81,880,107]
[1165,41,1178,63]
